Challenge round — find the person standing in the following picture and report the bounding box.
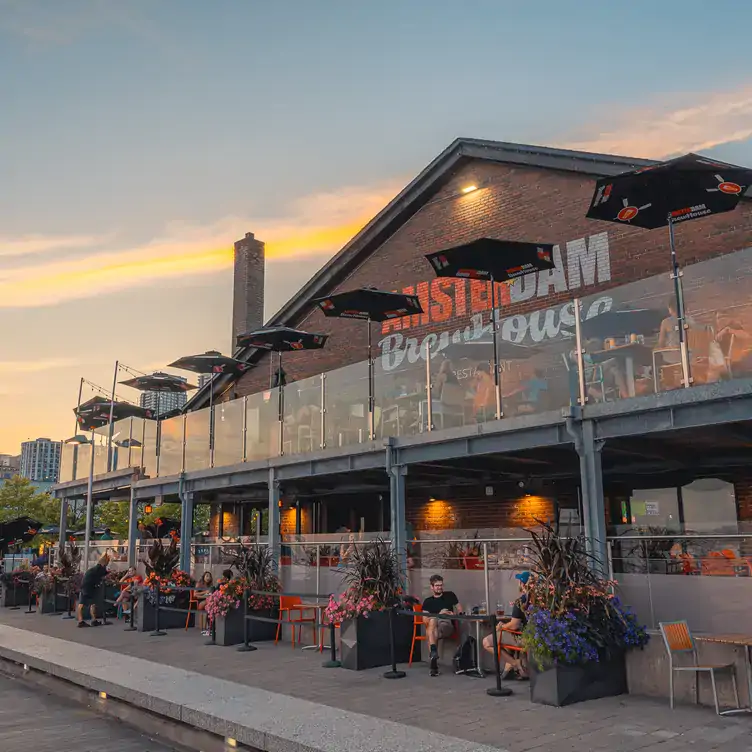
[77,553,110,628]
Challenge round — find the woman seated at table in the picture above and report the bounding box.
[716,315,752,376]
[504,370,548,414]
[473,362,496,421]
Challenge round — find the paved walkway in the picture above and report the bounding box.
[0,672,174,751]
[1,608,751,752]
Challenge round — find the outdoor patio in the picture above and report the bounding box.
[0,607,750,752]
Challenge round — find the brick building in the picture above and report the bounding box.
[184,138,752,542]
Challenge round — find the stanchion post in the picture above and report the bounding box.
[25,583,35,614]
[322,617,341,668]
[383,604,406,679]
[205,615,218,646]
[150,582,166,636]
[487,614,512,697]
[237,588,257,652]
[62,583,75,620]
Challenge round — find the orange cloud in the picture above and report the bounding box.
[0,181,403,309]
[559,82,752,158]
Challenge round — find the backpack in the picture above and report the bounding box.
[453,634,477,672]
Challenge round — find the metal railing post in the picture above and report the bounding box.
[320,374,326,449]
[181,414,187,473]
[242,396,248,462]
[425,340,433,432]
[483,542,491,617]
[574,298,587,406]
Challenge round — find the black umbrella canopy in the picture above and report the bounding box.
[579,308,666,341]
[236,326,328,352]
[75,400,153,431]
[0,517,43,546]
[313,288,423,323]
[426,239,556,282]
[120,371,197,393]
[168,350,252,376]
[586,153,752,230]
[441,338,541,362]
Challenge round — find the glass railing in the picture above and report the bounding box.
[59,442,75,482]
[65,246,752,483]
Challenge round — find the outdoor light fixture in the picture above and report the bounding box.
[23,664,28,671]
[225,737,238,748]
[461,184,478,194]
[99,691,107,699]
[144,504,153,515]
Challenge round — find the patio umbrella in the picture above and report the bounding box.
[75,399,153,432]
[312,288,423,439]
[0,517,43,551]
[425,238,556,418]
[119,372,197,473]
[577,308,666,341]
[586,153,752,383]
[235,326,328,452]
[168,351,253,462]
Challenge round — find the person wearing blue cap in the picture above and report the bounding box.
[482,570,530,680]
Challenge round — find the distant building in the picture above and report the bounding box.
[139,375,188,416]
[20,439,61,483]
[232,232,265,347]
[197,373,213,389]
[0,453,20,480]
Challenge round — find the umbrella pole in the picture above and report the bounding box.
[490,277,502,419]
[367,319,375,440]
[106,360,119,472]
[668,218,692,388]
[156,392,161,476]
[74,376,84,437]
[278,352,284,456]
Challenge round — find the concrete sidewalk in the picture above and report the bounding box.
[0,609,750,752]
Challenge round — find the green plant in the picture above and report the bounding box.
[58,541,82,578]
[222,542,281,607]
[338,537,402,608]
[142,536,180,577]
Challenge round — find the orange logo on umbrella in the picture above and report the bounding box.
[707,174,743,195]
[616,198,652,222]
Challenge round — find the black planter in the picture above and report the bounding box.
[529,653,628,707]
[340,610,414,671]
[1,582,30,607]
[214,608,279,646]
[137,592,194,632]
[37,590,70,614]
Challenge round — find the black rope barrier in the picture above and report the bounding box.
[151,582,166,637]
[322,619,340,668]
[62,585,75,620]
[124,588,137,632]
[383,604,406,680]
[236,589,257,653]
[25,583,35,614]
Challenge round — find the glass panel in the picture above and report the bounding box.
[577,269,676,404]
[324,361,369,449]
[184,408,210,472]
[142,419,158,478]
[127,417,146,473]
[158,415,184,477]
[213,399,244,467]
[245,388,280,461]
[681,478,738,534]
[282,374,322,456]
[59,443,75,482]
[376,349,428,438]
[681,245,752,387]
[93,439,108,476]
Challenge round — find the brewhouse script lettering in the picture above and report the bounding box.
[378,231,612,371]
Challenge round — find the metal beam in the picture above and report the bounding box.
[268,468,280,567]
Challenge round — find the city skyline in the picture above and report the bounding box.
[3,0,752,452]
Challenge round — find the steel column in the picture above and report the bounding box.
[387,444,407,573]
[127,485,138,567]
[57,495,68,558]
[83,430,96,568]
[268,468,281,566]
[179,489,194,572]
[577,419,608,574]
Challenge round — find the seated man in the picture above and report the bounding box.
[483,571,529,680]
[422,574,461,676]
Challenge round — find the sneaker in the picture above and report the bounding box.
[201,630,210,636]
[90,620,102,627]
[77,622,90,628]
[501,667,518,681]
[429,651,439,677]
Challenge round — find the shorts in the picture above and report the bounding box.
[79,590,96,607]
[437,620,454,639]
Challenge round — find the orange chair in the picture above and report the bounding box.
[497,628,525,660]
[659,620,739,715]
[185,589,200,630]
[409,604,426,665]
[275,595,317,647]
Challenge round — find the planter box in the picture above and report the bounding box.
[1,582,31,608]
[37,590,70,614]
[214,607,279,646]
[340,610,414,671]
[137,592,194,632]
[529,653,628,707]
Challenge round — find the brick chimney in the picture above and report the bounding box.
[232,232,265,349]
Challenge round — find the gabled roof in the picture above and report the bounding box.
[185,137,746,410]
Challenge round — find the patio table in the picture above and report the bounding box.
[696,634,752,715]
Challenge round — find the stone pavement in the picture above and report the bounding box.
[0,672,173,751]
[0,608,751,752]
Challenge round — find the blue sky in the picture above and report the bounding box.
[2,0,752,450]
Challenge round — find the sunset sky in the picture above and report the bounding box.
[2,0,752,452]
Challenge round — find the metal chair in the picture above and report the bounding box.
[659,621,740,715]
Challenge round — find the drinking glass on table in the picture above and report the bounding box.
[496,603,505,616]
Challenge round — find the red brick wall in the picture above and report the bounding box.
[234,160,752,396]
